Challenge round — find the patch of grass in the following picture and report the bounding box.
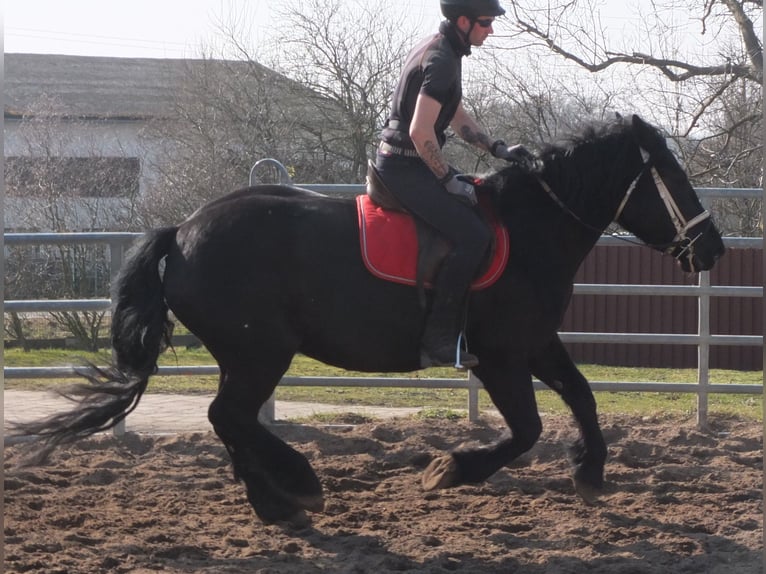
[537,390,762,420]
[4,347,762,420]
[3,348,112,367]
[289,412,376,425]
[415,407,466,421]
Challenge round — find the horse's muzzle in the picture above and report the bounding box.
[677,242,725,273]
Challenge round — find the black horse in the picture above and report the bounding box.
[15,114,724,524]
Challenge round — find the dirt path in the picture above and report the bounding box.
[4,413,762,573]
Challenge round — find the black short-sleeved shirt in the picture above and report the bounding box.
[381,21,470,151]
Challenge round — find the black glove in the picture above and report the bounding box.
[440,169,477,206]
[491,140,535,167]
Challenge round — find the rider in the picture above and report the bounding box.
[375,0,532,369]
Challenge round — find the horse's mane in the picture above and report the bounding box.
[481,115,664,204]
[538,115,661,160]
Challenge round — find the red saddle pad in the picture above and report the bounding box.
[356,194,509,290]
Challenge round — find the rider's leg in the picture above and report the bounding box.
[375,153,491,368]
[420,251,480,368]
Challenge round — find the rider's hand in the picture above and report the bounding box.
[441,170,477,206]
[491,140,535,167]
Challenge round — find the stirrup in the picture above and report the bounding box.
[420,332,478,370]
[454,331,478,370]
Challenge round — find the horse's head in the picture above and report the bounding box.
[614,115,725,272]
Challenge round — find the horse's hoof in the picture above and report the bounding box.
[573,477,602,506]
[266,509,312,529]
[422,455,459,490]
[246,483,323,525]
[296,493,325,513]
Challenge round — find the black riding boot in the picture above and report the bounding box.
[420,291,478,370]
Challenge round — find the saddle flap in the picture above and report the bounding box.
[356,194,510,291]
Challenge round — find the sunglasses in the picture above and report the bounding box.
[475,18,494,28]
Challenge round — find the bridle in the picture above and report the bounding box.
[536,146,712,268]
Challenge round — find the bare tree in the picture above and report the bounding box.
[274,0,419,182]
[137,57,304,225]
[506,1,762,185]
[136,0,420,227]
[454,52,624,172]
[4,312,31,352]
[498,1,761,235]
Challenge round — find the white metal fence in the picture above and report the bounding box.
[4,187,763,429]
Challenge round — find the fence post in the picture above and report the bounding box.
[468,372,480,422]
[109,239,127,437]
[259,393,276,424]
[697,271,711,429]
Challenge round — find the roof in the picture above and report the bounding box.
[4,53,285,120]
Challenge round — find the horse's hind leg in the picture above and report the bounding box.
[529,335,607,503]
[208,357,323,524]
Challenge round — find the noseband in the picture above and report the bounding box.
[537,146,711,268]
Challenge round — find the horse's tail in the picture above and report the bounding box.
[111,227,178,378]
[11,227,178,462]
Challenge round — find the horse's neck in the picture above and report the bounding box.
[535,159,617,276]
[543,158,620,229]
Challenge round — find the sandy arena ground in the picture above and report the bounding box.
[4,412,763,573]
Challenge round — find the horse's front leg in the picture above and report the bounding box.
[529,334,607,503]
[422,356,542,490]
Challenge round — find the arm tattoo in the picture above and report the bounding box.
[460,125,492,151]
[422,140,450,180]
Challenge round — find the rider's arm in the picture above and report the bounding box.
[410,93,451,180]
[450,103,493,153]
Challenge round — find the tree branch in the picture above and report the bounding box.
[515,17,759,82]
[719,0,763,79]
[682,76,740,137]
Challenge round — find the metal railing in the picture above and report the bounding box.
[4,187,763,429]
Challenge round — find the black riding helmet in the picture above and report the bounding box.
[440,0,506,21]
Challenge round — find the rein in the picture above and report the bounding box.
[535,146,711,267]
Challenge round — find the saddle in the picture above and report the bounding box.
[359,161,509,299]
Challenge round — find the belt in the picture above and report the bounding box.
[379,141,420,158]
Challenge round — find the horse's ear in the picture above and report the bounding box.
[631,114,650,133]
[631,114,655,147]
[615,111,623,121]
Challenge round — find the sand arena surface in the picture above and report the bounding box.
[4,413,762,573]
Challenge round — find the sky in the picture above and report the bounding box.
[4,0,444,59]
[7,0,743,64]
[4,0,679,61]
[5,0,276,59]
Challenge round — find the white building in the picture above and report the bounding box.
[5,53,298,231]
